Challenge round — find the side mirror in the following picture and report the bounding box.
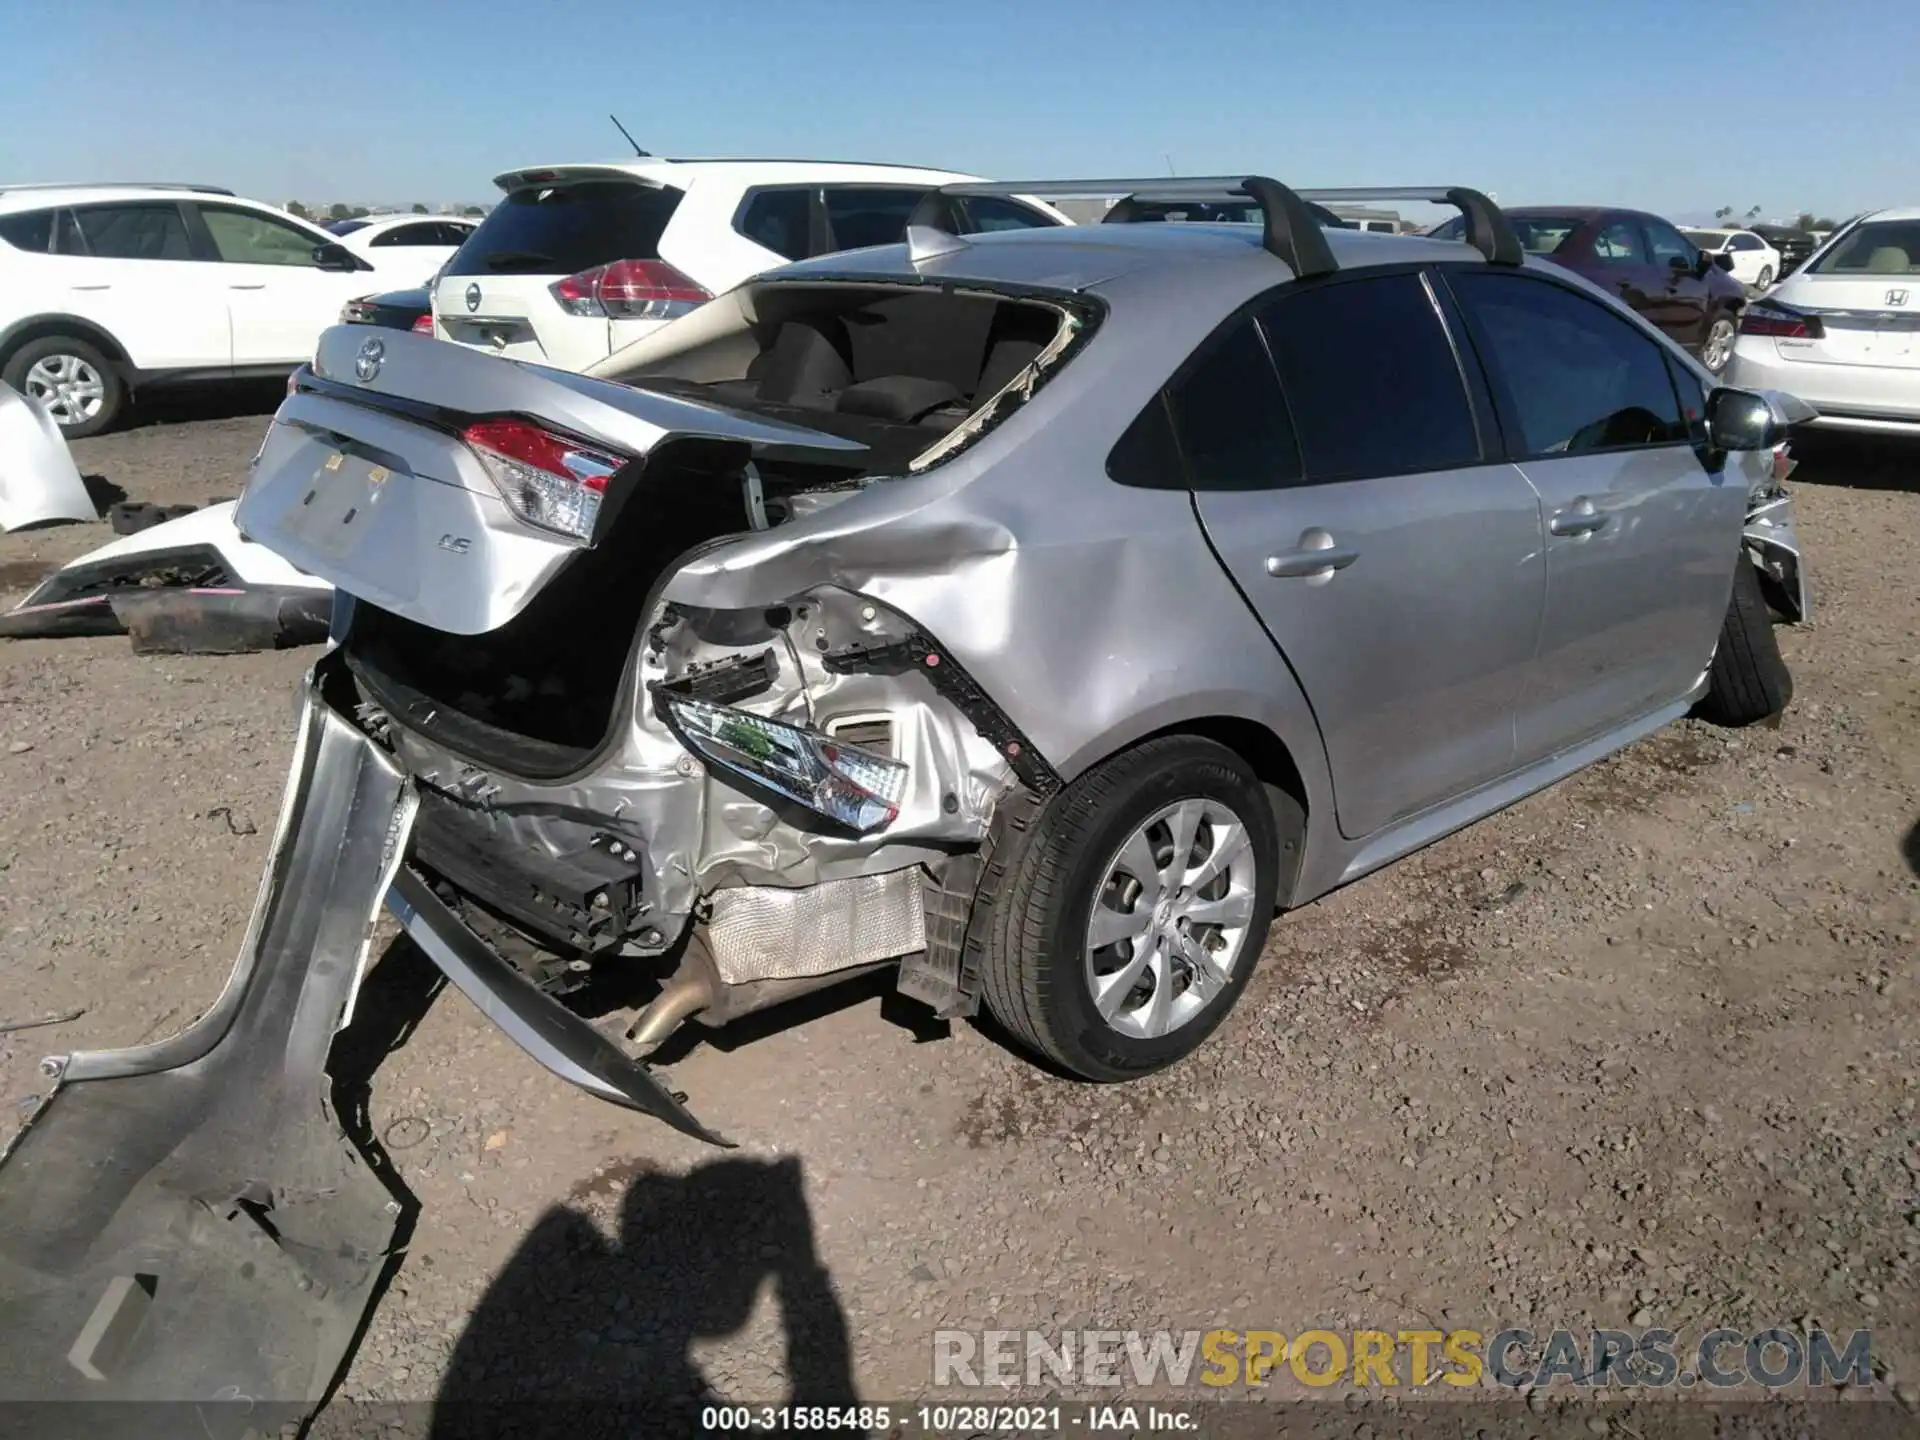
[1675,252,1701,274]
[312,242,361,272]
[1705,386,1818,450]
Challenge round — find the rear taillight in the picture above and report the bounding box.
[411,313,435,336]
[340,297,377,324]
[549,259,711,322]
[461,417,626,541]
[1740,301,1825,339]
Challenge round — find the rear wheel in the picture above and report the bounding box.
[3,335,124,438]
[1699,313,1738,374]
[1754,265,1774,291]
[979,735,1280,1081]
[1696,561,1793,726]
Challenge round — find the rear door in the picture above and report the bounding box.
[188,202,371,365]
[1445,267,1742,760]
[1178,270,1546,839]
[433,177,687,371]
[57,201,231,370]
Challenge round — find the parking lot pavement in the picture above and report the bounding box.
[1,411,1917,1414]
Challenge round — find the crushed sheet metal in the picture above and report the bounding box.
[0,381,93,532]
[707,867,927,984]
[386,866,731,1147]
[0,688,413,1427]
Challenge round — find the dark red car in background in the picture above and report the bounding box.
[1429,206,1747,372]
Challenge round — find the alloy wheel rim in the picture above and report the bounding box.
[24,354,105,426]
[1703,320,1736,371]
[1083,798,1259,1039]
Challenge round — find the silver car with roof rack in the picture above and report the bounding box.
[0,173,1812,1418]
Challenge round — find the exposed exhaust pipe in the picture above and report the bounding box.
[624,935,720,1056]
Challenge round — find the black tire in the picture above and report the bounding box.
[979,735,1280,1081]
[1696,561,1793,726]
[2,334,125,439]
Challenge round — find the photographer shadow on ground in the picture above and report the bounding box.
[430,1151,864,1439]
[1903,818,1920,878]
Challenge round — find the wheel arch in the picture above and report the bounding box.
[0,314,135,375]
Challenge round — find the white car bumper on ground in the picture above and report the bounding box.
[1726,338,1920,435]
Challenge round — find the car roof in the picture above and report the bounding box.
[0,182,241,214]
[767,218,1517,295]
[349,213,476,231]
[1853,205,1920,224]
[490,158,983,194]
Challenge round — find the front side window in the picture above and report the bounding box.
[822,187,931,252]
[1449,271,1687,457]
[960,196,1061,233]
[68,203,195,261]
[1643,217,1697,269]
[1163,317,1301,490]
[1809,219,1920,275]
[1593,220,1646,264]
[199,206,324,266]
[1258,273,1479,482]
[738,188,810,261]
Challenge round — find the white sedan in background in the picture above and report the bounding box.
[324,214,477,283]
[1726,206,1920,436]
[1683,227,1783,291]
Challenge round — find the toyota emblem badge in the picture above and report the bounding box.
[353,336,385,384]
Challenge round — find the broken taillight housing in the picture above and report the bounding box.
[1740,300,1825,340]
[460,417,626,540]
[549,259,712,322]
[658,695,909,834]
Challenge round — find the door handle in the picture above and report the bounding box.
[1266,532,1360,578]
[69,283,110,292]
[1549,499,1610,537]
[228,283,267,291]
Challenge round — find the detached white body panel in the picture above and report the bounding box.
[0,382,93,530]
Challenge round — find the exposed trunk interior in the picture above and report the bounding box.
[343,284,1069,776]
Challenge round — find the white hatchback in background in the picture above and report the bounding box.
[1683,227,1783,291]
[431,159,1072,373]
[1726,207,1920,436]
[325,214,477,284]
[0,182,383,436]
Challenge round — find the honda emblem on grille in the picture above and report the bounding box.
[353,337,385,383]
[465,283,482,313]
[1889,289,1910,306]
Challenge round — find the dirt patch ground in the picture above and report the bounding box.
[1,403,1916,1421]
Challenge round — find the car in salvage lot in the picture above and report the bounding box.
[0,175,1818,1413]
[431,158,1071,373]
[1726,205,1920,437]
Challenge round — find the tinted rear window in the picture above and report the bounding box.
[1810,219,1920,275]
[443,181,685,277]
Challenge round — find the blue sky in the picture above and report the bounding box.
[5,0,1915,225]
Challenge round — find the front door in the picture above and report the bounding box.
[191,203,366,365]
[1641,215,1713,349]
[1176,272,1547,840]
[1444,268,1744,760]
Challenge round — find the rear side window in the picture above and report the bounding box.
[960,197,1060,233]
[823,187,931,252]
[738,188,810,261]
[1257,273,1479,482]
[68,204,194,261]
[1449,271,1686,456]
[0,209,54,252]
[1163,317,1301,490]
[443,181,685,277]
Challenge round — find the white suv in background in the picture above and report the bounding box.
[430,159,1072,373]
[325,213,478,283]
[0,182,385,436]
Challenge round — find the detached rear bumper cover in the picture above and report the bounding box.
[0,690,411,1425]
[0,382,93,533]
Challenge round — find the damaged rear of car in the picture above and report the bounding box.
[237,258,1116,1133]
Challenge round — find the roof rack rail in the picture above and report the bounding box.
[904,176,1523,274]
[905,175,1339,278]
[0,181,236,197]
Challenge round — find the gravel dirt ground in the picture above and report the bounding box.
[1,395,1916,1426]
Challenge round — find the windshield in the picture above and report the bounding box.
[442,180,685,277]
[1808,219,1920,276]
[1432,214,1580,254]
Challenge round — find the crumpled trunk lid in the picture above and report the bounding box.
[234,326,864,636]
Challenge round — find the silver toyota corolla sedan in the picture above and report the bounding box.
[0,178,1815,1408]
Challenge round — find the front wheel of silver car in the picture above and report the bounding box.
[978,735,1280,1081]
[1700,315,1738,373]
